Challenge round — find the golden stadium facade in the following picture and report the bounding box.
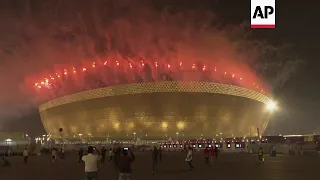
[39,82,271,141]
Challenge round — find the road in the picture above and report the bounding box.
[1,152,319,180]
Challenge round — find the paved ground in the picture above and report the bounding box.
[1,152,320,180]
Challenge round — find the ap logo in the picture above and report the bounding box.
[251,0,276,28]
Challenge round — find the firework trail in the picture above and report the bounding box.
[0,0,301,118]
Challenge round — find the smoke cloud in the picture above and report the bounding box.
[0,0,300,120]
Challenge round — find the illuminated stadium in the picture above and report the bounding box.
[34,59,273,141]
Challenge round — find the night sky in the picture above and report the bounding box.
[0,0,319,136]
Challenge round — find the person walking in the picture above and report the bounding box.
[82,146,100,180]
[204,147,209,165]
[52,148,57,163]
[118,148,135,180]
[258,147,264,162]
[151,146,158,175]
[78,148,84,163]
[113,146,122,170]
[214,146,219,160]
[108,148,114,163]
[185,147,194,171]
[158,147,162,162]
[23,147,29,164]
[100,147,106,164]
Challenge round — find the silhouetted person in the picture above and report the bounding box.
[151,146,158,175]
[108,148,114,163]
[214,146,219,160]
[60,149,65,159]
[23,147,29,164]
[100,147,106,163]
[185,147,194,171]
[52,148,57,163]
[258,147,264,162]
[118,148,135,180]
[78,148,84,163]
[204,147,209,165]
[114,146,122,170]
[158,147,162,162]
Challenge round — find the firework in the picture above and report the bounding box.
[32,58,267,100]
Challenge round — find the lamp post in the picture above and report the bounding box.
[266,101,278,136]
[176,132,179,141]
[78,134,83,143]
[59,128,63,151]
[133,132,136,141]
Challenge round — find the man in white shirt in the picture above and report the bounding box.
[185,147,194,171]
[82,146,100,180]
[23,147,29,164]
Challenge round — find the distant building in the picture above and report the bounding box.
[0,132,29,146]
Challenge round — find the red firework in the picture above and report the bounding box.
[31,58,268,100]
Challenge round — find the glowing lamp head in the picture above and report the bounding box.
[82,68,86,72]
[104,61,108,65]
[167,64,171,68]
[266,101,277,111]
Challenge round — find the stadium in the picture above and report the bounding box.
[35,60,272,141]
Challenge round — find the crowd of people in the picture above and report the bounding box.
[0,144,224,180]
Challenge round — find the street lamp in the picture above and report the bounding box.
[176,132,179,140]
[267,101,277,111]
[78,134,83,143]
[133,132,136,141]
[266,100,278,135]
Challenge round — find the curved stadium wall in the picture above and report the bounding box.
[39,81,271,140]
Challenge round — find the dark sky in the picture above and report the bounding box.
[1,0,319,136]
[214,1,320,135]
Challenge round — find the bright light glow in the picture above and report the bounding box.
[32,60,267,96]
[5,139,12,142]
[161,122,168,129]
[202,65,206,71]
[177,121,185,130]
[266,101,277,111]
